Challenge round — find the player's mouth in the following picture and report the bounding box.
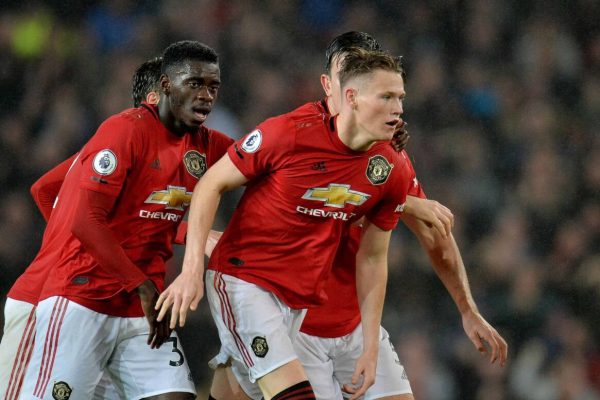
[385,119,400,130]
[192,105,211,123]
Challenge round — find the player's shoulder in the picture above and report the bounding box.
[118,104,156,122]
[288,100,329,119]
[262,101,325,128]
[249,102,329,154]
[100,106,156,132]
[367,144,412,179]
[370,143,407,163]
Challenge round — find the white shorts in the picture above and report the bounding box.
[294,324,412,400]
[1,298,36,400]
[19,296,196,400]
[0,298,121,400]
[206,270,306,400]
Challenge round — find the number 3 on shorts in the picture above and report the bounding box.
[166,337,184,366]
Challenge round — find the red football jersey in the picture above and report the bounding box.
[301,154,427,337]
[12,104,232,316]
[208,102,413,309]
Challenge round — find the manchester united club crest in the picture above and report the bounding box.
[183,150,207,179]
[251,336,269,358]
[366,155,394,185]
[52,381,72,400]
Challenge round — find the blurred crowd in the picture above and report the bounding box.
[0,0,598,398]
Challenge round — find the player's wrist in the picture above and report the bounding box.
[136,279,157,298]
[177,267,203,286]
[458,298,479,316]
[181,257,205,277]
[361,336,380,356]
[460,307,481,323]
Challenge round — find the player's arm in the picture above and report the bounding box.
[156,154,248,329]
[403,195,454,238]
[402,213,508,366]
[30,153,78,221]
[71,189,148,291]
[344,219,392,400]
[70,188,171,348]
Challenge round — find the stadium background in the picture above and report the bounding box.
[0,1,598,398]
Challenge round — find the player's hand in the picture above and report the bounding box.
[462,310,508,366]
[404,197,454,238]
[137,279,172,349]
[155,271,204,329]
[342,349,378,400]
[390,120,409,152]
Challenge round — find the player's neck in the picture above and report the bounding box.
[326,97,338,115]
[337,112,375,152]
[157,103,188,137]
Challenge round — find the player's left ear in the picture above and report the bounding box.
[320,74,332,96]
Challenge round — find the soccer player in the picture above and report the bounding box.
[17,40,233,400]
[157,48,414,400]
[132,56,163,107]
[292,32,507,400]
[199,32,507,400]
[0,56,163,400]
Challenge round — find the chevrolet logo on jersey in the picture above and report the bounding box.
[144,185,192,211]
[302,184,371,209]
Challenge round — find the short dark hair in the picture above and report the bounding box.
[131,57,162,107]
[325,31,381,73]
[161,40,219,75]
[338,48,405,89]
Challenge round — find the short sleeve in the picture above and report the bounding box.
[366,156,412,231]
[79,116,138,197]
[403,151,427,199]
[227,115,295,180]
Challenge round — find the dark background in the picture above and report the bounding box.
[0,1,598,398]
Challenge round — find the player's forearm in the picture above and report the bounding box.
[181,177,222,277]
[356,223,392,353]
[31,180,61,221]
[427,228,477,314]
[428,233,478,315]
[72,189,148,292]
[182,154,248,276]
[356,254,387,354]
[404,216,477,315]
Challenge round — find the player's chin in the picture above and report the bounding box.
[185,116,204,130]
[380,127,396,141]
